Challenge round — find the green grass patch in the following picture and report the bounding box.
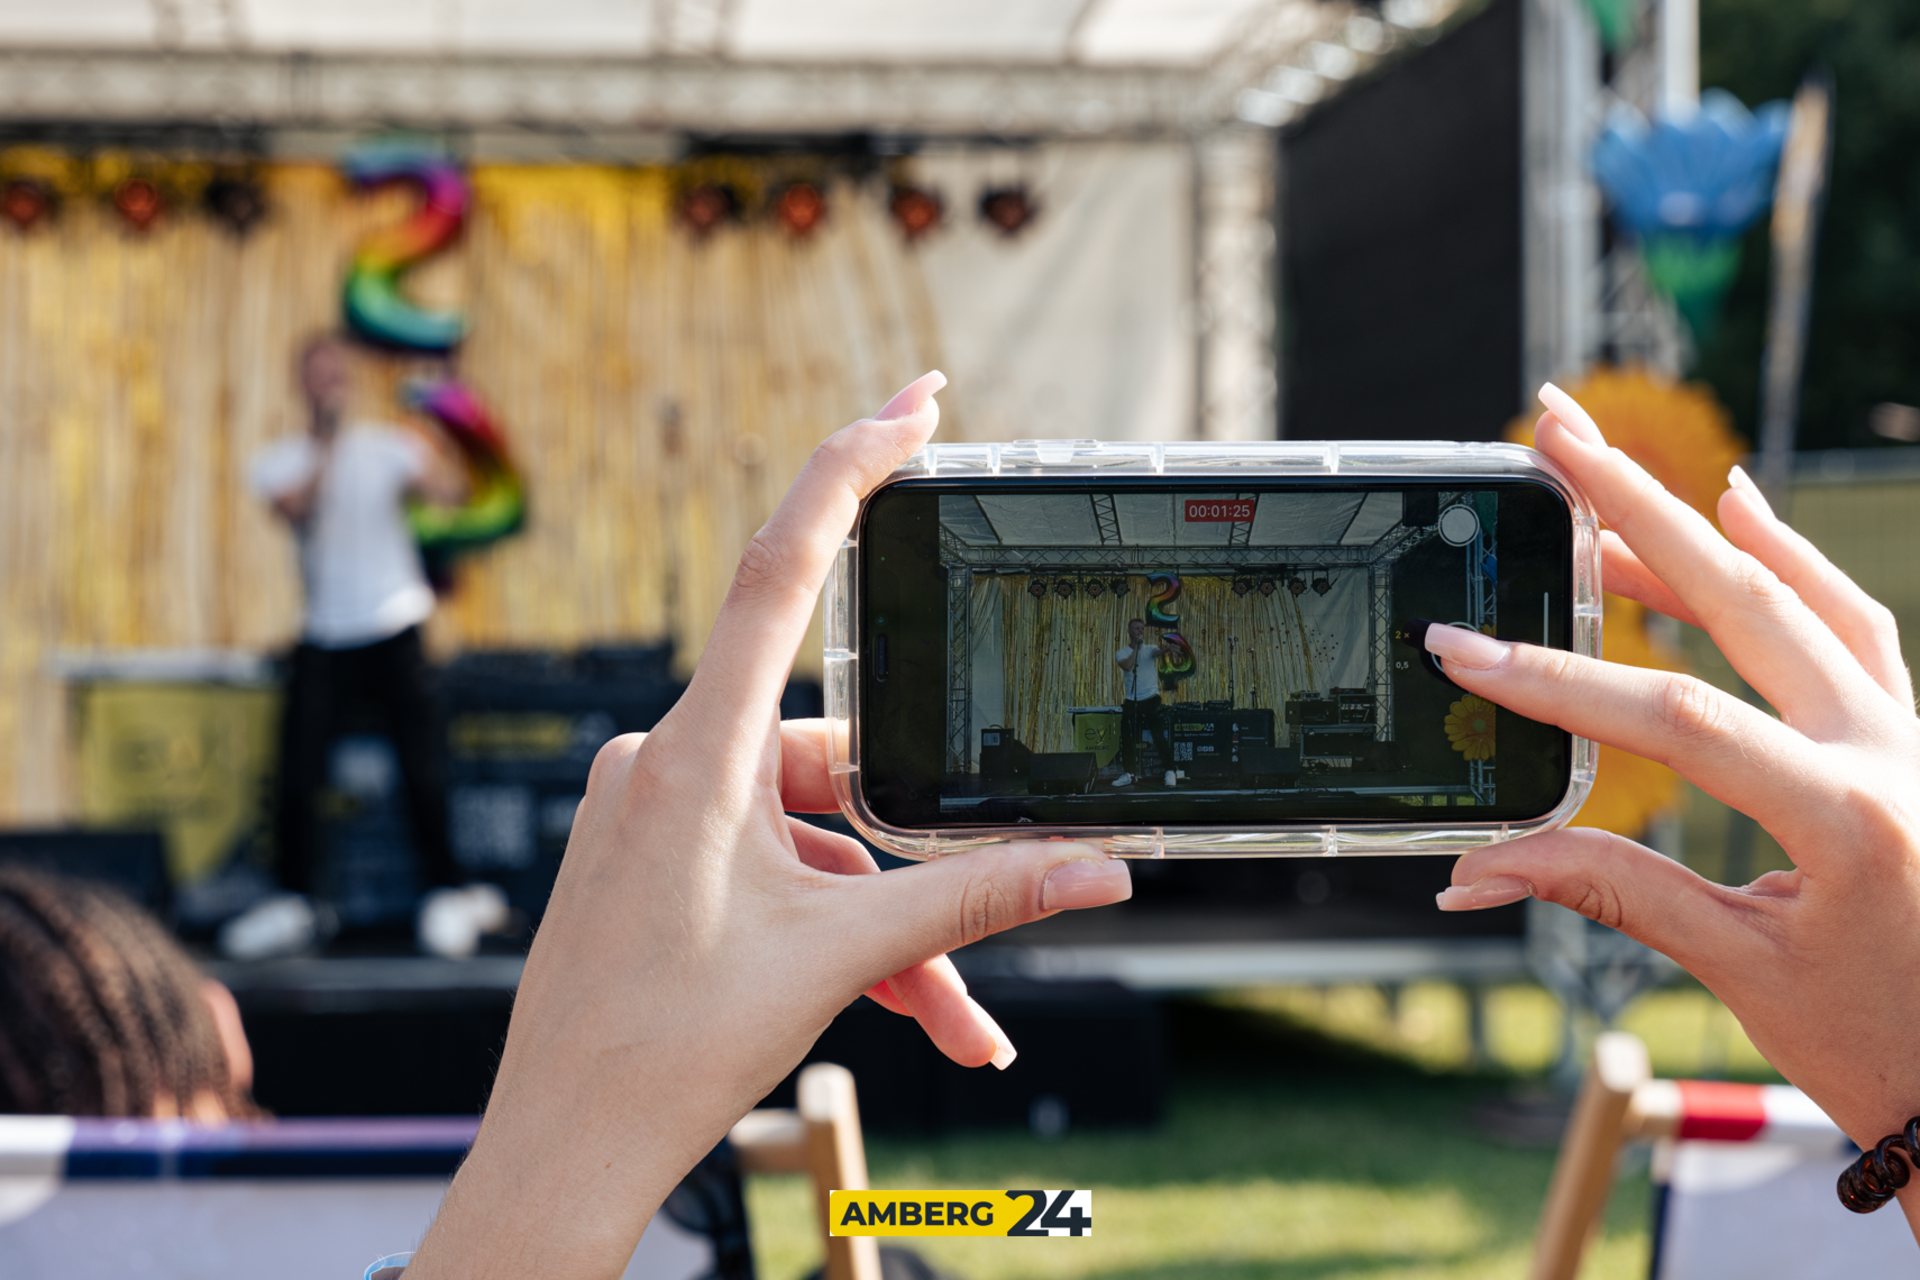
[748,983,1773,1279]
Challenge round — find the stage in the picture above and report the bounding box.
[940,774,1476,816]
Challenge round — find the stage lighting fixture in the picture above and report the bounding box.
[1232,578,1251,598]
[1028,578,1049,599]
[1312,574,1332,596]
[1109,578,1130,597]
[1256,576,1276,597]
[1,178,51,231]
[1288,575,1308,597]
[205,176,267,236]
[979,185,1039,237]
[1085,578,1104,599]
[775,182,827,237]
[678,183,738,237]
[112,177,162,231]
[889,185,944,241]
[1054,579,1075,599]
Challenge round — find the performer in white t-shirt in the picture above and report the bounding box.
[222,335,503,962]
[1112,617,1177,788]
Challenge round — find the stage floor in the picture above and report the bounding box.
[940,771,1476,815]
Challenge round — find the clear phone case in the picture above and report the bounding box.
[825,439,1601,859]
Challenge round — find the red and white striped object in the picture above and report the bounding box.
[1631,1080,1844,1145]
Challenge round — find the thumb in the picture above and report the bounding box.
[1442,827,1753,976]
[835,842,1132,984]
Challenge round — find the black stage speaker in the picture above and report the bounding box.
[440,646,685,927]
[766,977,1165,1134]
[980,728,1032,782]
[1403,490,1439,526]
[1289,696,1338,726]
[1230,709,1275,747]
[1337,693,1377,725]
[1240,744,1303,786]
[1169,709,1232,775]
[1028,752,1097,796]
[1188,760,1236,781]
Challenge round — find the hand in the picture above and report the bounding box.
[1427,383,1920,1237]
[408,372,1133,1280]
[409,431,473,508]
[270,438,333,527]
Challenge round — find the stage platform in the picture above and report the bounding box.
[208,927,1525,1127]
[207,931,1526,1007]
[939,772,1478,822]
[943,775,1473,811]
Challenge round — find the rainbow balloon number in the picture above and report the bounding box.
[1156,632,1196,684]
[342,141,469,352]
[401,380,526,568]
[340,140,525,582]
[1146,573,1182,627]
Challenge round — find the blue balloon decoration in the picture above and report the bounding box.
[1591,90,1791,338]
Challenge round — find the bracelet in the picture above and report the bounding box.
[1837,1118,1920,1213]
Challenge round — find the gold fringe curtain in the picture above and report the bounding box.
[0,158,946,821]
[996,575,1319,755]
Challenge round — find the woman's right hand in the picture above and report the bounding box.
[1427,383,1920,1236]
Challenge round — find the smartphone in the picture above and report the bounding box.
[825,441,1599,858]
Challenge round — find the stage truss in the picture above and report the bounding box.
[1462,494,1498,805]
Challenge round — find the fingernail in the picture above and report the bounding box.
[1538,382,1605,445]
[1727,464,1776,518]
[962,996,1018,1070]
[876,370,948,421]
[1041,856,1132,911]
[1423,624,1512,672]
[1436,875,1534,911]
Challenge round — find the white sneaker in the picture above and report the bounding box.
[1164,770,1177,786]
[1110,772,1134,787]
[418,884,511,960]
[219,893,326,962]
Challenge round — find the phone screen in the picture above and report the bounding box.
[858,478,1575,832]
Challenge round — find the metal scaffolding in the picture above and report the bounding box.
[945,566,974,777]
[1464,495,1498,806]
[1225,492,1258,549]
[1091,493,1122,547]
[1363,520,1438,742]
[938,541,1405,572]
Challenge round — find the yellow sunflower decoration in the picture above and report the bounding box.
[1506,364,1742,836]
[1445,695,1497,761]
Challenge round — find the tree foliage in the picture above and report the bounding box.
[1694,0,1920,449]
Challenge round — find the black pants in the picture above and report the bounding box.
[274,626,458,897]
[1120,695,1175,778]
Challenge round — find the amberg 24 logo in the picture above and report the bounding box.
[829,1190,1092,1238]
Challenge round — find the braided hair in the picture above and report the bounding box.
[0,866,256,1118]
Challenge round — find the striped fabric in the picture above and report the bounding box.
[0,1116,715,1280]
[1649,1082,1916,1279]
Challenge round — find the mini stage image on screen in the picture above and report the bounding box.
[936,487,1504,818]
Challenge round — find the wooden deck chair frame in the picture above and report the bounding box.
[1528,1031,1702,1280]
[730,1062,882,1280]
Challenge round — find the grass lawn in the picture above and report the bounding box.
[747,981,1780,1280]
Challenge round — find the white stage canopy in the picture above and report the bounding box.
[0,0,1467,134]
[0,0,1418,67]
